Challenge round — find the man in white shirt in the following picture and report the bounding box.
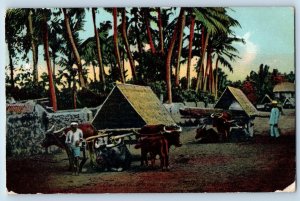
[269,101,280,138]
[65,122,83,175]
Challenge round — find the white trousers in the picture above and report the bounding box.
[270,125,280,138]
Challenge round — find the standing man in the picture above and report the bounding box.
[269,101,280,138]
[65,122,83,175]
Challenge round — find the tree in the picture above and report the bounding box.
[113,8,125,83]
[165,8,183,103]
[28,10,39,83]
[212,34,244,98]
[174,9,186,87]
[62,8,86,87]
[5,9,22,89]
[41,9,57,111]
[193,8,234,92]
[186,11,195,90]
[157,8,164,54]
[121,8,137,82]
[142,8,156,54]
[92,8,106,87]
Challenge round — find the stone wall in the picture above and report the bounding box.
[6,112,45,157]
[47,107,93,130]
[6,102,93,157]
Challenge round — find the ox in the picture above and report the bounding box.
[94,137,132,171]
[211,111,233,141]
[41,123,98,172]
[135,124,182,170]
[195,125,219,143]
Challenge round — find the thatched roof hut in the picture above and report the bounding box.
[214,86,258,117]
[273,82,295,100]
[273,82,295,93]
[92,84,175,130]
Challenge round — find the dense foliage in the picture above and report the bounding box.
[5,8,293,109]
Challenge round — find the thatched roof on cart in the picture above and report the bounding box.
[92,84,175,129]
[273,82,295,93]
[214,86,258,117]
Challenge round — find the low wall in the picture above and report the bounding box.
[6,103,93,157]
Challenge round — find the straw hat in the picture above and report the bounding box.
[272,100,278,105]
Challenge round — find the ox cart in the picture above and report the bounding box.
[180,107,256,142]
[85,124,182,171]
[42,123,183,172]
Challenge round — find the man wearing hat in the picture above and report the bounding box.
[269,100,280,138]
[65,122,83,174]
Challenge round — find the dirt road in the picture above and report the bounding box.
[6,110,296,193]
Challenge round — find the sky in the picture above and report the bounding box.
[225,7,295,81]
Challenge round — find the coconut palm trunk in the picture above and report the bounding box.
[92,8,106,87]
[7,42,14,88]
[62,8,86,88]
[202,46,212,92]
[186,14,195,90]
[166,9,183,104]
[196,30,210,92]
[42,12,57,112]
[143,9,156,54]
[28,10,38,84]
[214,57,219,100]
[121,8,137,82]
[175,9,186,87]
[113,8,125,83]
[157,8,164,54]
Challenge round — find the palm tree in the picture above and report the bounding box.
[157,7,164,54]
[113,8,125,83]
[80,37,97,82]
[121,8,137,82]
[174,9,186,87]
[212,33,244,98]
[27,10,39,84]
[5,9,22,89]
[186,11,195,90]
[193,8,241,93]
[62,8,86,88]
[165,8,184,103]
[129,8,144,56]
[48,12,64,82]
[193,8,229,92]
[6,9,41,85]
[142,8,156,54]
[41,9,57,111]
[92,8,106,88]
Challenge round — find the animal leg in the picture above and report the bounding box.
[79,148,88,172]
[74,156,80,175]
[141,149,148,166]
[164,139,170,171]
[150,153,156,168]
[160,139,166,171]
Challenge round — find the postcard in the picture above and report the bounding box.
[5,7,295,194]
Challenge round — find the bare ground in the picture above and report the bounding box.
[6,109,296,193]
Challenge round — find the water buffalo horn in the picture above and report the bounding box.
[46,125,55,133]
[54,127,65,134]
[177,126,182,132]
[163,126,172,133]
